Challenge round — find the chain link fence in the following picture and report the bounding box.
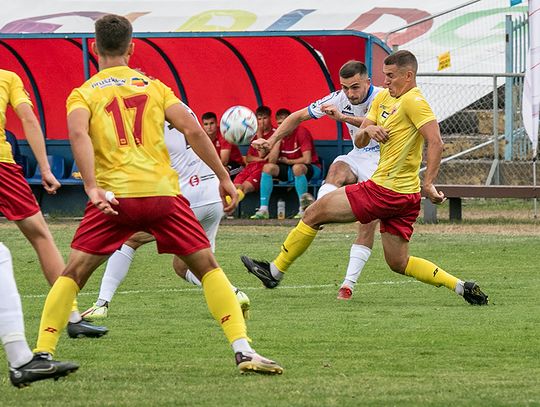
[418,72,538,186]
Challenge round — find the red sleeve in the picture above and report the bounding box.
[217,132,233,151]
[296,126,313,152]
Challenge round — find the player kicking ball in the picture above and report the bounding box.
[242,50,488,307]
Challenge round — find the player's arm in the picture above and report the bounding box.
[266,141,281,164]
[68,108,118,215]
[321,104,364,127]
[354,118,388,148]
[419,120,445,204]
[279,150,311,166]
[14,103,61,194]
[166,103,237,212]
[252,108,311,156]
[219,148,231,166]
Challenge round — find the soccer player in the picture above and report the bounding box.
[82,125,250,320]
[242,50,488,306]
[247,61,381,299]
[24,14,282,384]
[254,108,321,219]
[201,111,244,179]
[0,69,107,343]
[1,243,79,387]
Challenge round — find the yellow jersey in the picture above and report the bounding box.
[366,87,436,193]
[0,70,33,164]
[67,66,181,197]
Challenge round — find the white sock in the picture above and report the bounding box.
[98,244,136,303]
[270,263,284,280]
[342,244,371,289]
[259,205,269,213]
[4,336,33,368]
[184,270,202,286]
[232,338,254,354]
[317,183,338,199]
[69,310,82,324]
[455,280,465,296]
[0,243,33,367]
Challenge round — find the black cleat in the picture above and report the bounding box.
[463,281,488,305]
[67,319,108,339]
[9,352,79,388]
[240,256,280,289]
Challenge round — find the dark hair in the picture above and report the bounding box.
[339,60,368,79]
[384,50,418,73]
[256,106,271,117]
[95,14,133,57]
[201,112,217,121]
[275,108,291,118]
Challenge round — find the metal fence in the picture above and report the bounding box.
[417,72,538,186]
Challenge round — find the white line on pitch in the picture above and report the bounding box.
[19,280,418,299]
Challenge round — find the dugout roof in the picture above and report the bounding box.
[0,32,390,141]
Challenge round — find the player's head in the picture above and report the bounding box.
[94,14,133,58]
[256,106,272,133]
[338,60,370,106]
[275,108,291,126]
[383,50,418,98]
[201,112,218,138]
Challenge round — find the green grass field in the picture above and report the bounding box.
[0,220,539,406]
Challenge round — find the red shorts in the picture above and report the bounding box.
[345,180,421,241]
[234,161,266,191]
[71,195,210,256]
[0,162,40,221]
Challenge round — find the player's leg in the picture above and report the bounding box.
[0,243,79,387]
[317,159,357,199]
[291,163,308,218]
[34,249,109,356]
[381,230,487,305]
[337,220,378,300]
[242,187,357,287]
[82,232,154,320]
[15,212,107,335]
[252,163,279,219]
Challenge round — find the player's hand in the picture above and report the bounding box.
[423,184,446,204]
[220,178,238,213]
[321,104,343,120]
[364,125,389,143]
[40,169,61,194]
[251,138,272,157]
[87,187,119,215]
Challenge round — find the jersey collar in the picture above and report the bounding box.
[360,84,374,104]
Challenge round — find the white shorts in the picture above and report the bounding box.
[332,150,379,182]
[191,201,223,252]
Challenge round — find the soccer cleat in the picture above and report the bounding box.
[9,352,79,388]
[337,286,353,300]
[81,302,109,321]
[235,289,251,320]
[463,281,488,305]
[250,209,269,220]
[67,319,109,339]
[235,352,283,375]
[293,211,303,219]
[240,256,280,289]
[300,192,315,211]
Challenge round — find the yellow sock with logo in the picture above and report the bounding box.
[404,256,458,290]
[274,220,318,272]
[202,268,247,344]
[34,276,80,355]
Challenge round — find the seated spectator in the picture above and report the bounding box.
[5,130,25,169]
[228,106,276,211]
[251,108,321,219]
[201,111,244,179]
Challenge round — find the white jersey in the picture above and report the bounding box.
[307,86,382,154]
[164,126,221,209]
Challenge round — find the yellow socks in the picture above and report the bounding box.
[202,268,247,344]
[404,256,458,290]
[274,220,318,272]
[34,276,80,355]
[226,189,245,205]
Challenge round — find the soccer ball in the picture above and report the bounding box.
[220,106,258,145]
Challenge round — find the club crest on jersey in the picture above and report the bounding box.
[131,77,149,88]
[189,175,200,187]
